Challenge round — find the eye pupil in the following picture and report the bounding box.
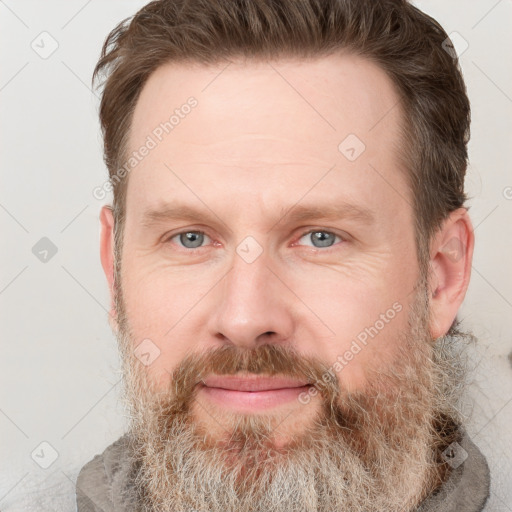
[180,231,204,248]
[311,231,335,248]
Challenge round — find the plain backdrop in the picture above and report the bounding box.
[1,1,511,510]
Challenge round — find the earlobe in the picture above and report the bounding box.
[99,205,118,331]
[428,208,474,339]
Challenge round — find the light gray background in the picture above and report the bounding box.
[1,1,511,510]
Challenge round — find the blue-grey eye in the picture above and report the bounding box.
[176,231,207,249]
[299,230,341,248]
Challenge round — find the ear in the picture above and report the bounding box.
[99,205,118,332]
[428,208,474,339]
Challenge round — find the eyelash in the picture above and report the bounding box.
[163,229,346,252]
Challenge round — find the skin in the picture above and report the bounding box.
[99,52,474,448]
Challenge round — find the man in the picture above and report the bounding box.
[76,0,490,510]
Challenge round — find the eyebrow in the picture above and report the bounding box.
[140,201,375,231]
[278,203,375,226]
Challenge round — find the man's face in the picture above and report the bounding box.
[122,52,419,394]
[109,54,455,510]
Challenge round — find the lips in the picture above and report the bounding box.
[198,375,313,411]
[201,375,310,392]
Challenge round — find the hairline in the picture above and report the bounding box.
[110,52,426,253]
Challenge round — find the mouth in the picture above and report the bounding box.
[198,375,313,411]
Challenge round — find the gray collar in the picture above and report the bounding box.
[416,429,490,512]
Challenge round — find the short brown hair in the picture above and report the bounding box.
[93,0,470,272]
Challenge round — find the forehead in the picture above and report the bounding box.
[125,53,409,220]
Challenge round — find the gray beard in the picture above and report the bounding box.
[115,281,468,512]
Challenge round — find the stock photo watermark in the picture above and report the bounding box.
[298,301,403,404]
[92,96,198,200]
[503,186,512,200]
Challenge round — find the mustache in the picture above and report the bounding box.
[165,343,341,407]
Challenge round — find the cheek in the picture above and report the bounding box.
[121,251,214,327]
[291,269,410,390]
[119,257,218,382]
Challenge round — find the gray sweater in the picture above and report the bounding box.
[75,428,490,511]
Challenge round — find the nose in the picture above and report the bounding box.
[207,249,295,349]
